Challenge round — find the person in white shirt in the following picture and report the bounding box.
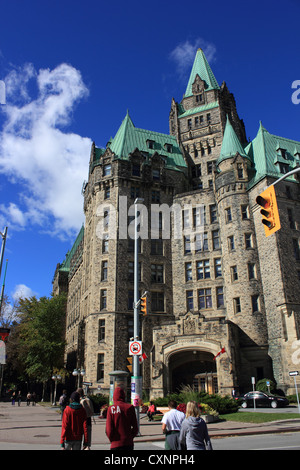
[161,400,185,450]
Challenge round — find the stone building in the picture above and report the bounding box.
[53,49,300,397]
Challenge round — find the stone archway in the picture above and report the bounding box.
[168,349,216,393]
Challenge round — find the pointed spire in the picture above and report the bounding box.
[109,111,135,158]
[217,116,248,164]
[184,48,219,97]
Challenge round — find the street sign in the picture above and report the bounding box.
[129,341,142,355]
[82,381,93,386]
[289,371,299,376]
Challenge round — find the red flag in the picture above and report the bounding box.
[213,347,226,360]
[139,352,148,364]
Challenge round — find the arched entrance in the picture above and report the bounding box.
[169,350,217,394]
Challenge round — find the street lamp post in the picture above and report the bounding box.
[52,374,61,406]
[72,368,85,388]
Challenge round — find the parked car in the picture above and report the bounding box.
[240,391,289,408]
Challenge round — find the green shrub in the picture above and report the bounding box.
[154,389,239,414]
[89,393,109,413]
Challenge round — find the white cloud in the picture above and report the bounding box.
[170,38,217,80]
[12,283,37,302]
[0,63,92,238]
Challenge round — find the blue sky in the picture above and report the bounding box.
[0,0,300,305]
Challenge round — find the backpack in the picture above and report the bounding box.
[59,394,68,406]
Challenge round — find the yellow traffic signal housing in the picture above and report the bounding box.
[256,185,281,237]
[127,357,132,373]
[140,296,148,315]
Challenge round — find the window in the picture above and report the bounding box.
[195,232,208,252]
[132,164,140,176]
[98,319,105,342]
[212,230,220,250]
[185,262,193,282]
[97,353,104,382]
[104,186,110,199]
[128,290,134,310]
[152,169,160,180]
[207,162,213,174]
[245,233,253,249]
[131,185,140,199]
[248,263,256,280]
[186,290,194,311]
[102,235,109,253]
[293,239,300,260]
[217,287,224,307]
[196,260,210,280]
[196,94,203,103]
[241,205,249,219]
[147,140,155,149]
[231,266,238,282]
[210,204,217,223]
[198,288,212,309]
[214,258,222,278]
[193,206,205,227]
[225,207,232,223]
[184,236,191,254]
[128,262,141,282]
[188,119,192,129]
[101,261,108,281]
[207,113,211,123]
[151,292,164,312]
[288,208,296,229]
[251,295,259,313]
[151,264,164,283]
[100,289,107,310]
[151,190,160,203]
[103,164,111,176]
[237,163,244,179]
[228,235,235,251]
[233,297,241,313]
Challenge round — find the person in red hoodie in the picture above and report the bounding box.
[60,391,89,450]
[106,387,138,450]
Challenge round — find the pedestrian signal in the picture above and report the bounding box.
[256,185,281,237]
[140,296,148,315]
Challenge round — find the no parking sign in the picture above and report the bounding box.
[129,340,142,355]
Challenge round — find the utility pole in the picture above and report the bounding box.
[133,198,143,434]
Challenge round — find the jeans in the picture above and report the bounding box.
[64,440,82,450]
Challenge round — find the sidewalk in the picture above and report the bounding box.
[0,401,300,449]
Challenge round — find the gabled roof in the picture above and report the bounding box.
[107,111,187,171]
[217,116,249,165]
[246,122,300,187]
[184,48,219,97]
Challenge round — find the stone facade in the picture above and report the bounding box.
[53,49,300,398]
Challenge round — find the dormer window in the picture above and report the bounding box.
[196,94,203,103]
[147,139,155,150]
[276,144,287,159]
[164,143,173,153]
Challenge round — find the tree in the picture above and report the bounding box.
[15,293,67,398]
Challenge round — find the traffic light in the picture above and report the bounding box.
[256,185,281,237]
[140,296,148,315]
[127,357,132,373]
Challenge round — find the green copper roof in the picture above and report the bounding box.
[184,48,219,97]
[108,112,187,171]
[59,225,84,273]
[246,122,300,187]
[178,101,219,118]
[217,116,249,165]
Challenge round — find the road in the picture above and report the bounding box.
[1,432,299,450]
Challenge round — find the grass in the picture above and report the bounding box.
[219,411,300,423]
